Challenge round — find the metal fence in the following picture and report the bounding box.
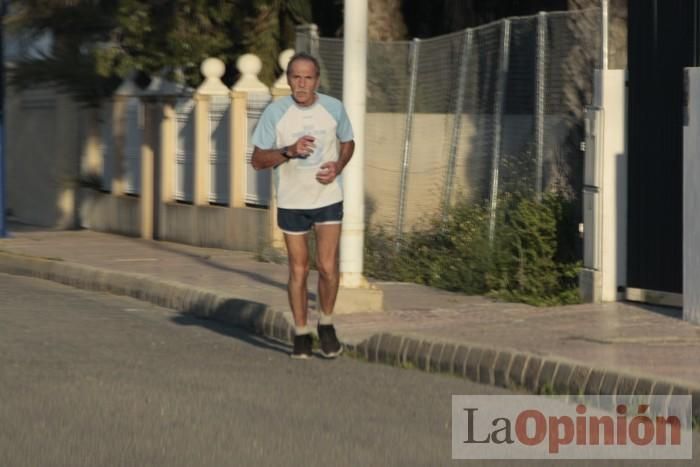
[297,8,601,240]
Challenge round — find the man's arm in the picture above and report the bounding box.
[316,140,355,184]
[251,146,287,171]
[251,135,317,171]
[336,140,355,174]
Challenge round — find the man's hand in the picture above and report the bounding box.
[251,135,317,170]
[316,161,340,184]
[288,135,316,158]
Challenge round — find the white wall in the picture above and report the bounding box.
[364,112,574,229]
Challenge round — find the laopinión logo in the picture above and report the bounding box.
[452,395,693,460]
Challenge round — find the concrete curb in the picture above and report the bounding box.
[1,251,698,420]
[347,332,700,420]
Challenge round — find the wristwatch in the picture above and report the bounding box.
[281,146,291,159]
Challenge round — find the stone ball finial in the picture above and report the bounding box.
[197,57,228,95]
[272,49,296,91]
[278,49,295,72]
[232,53,269,94]
[201,57,225,80]
[237,54,263,76]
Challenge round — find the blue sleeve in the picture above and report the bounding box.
[251,105,277,149]
[336,102,355,143]
[335,104,354,142]
[320,95,354,142]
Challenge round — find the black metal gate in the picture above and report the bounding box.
[627,0,700,294]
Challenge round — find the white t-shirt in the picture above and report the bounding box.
[251,93,354,210]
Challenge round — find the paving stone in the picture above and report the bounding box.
[465,348,483,383]
[416,341,434,371]
[478,349,498,385]
[584,369,605,396]
[402,338,421,367]
[509,354,528,388]
[452,345,470,377]
[632,377,654,406]
[523,357,543,392]
[598,372,620,411]
[356,340,370,360]
[263,310,275,337]
[569,365,592,395]
[536,360,557,393]
[493,351,514,388]
[439,344,457,374]
[553,363,573,394]
[428,342,446,373]
[251,308,267,335]
[666,386,693,424]
[599,372,619,395]
[671,386,690,396]
[691,389,700,420]
[650,382,673,417]
[615,376,638,398]
[377,334,403,365]
[272,313,288,340]
[364,335,380,361]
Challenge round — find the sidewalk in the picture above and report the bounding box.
[0,225,698,416]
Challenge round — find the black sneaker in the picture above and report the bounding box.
[317,324,343,359]
[291,334,313,359]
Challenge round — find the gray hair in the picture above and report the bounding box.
[286,52,321,77]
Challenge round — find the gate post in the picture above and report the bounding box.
[683,67,700,324]
[580,69,627,303]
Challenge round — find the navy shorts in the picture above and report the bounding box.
[277,202,343,235]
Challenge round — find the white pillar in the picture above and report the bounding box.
[601,0,609,70]
[683,67,700,325]
[580,69,627,303]
[340,0,368,288]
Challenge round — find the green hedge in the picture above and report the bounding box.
[364,192,581,306]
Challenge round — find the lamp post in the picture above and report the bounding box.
[339,0,368,287]
[0,0,7,237]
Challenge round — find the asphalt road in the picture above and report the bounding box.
[0,274,696,466]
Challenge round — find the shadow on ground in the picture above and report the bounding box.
[171,312,292,356]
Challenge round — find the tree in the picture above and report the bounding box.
[368,0,407,41]
[9,0,242,105]
[243,0,312,85]
[401,0,568,38]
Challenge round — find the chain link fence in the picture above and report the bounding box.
[296,8,601,240]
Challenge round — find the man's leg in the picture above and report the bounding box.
[314,223,341,315]
[284,233,310,327]
[314,222,343,358]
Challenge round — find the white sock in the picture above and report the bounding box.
[295,325,310,336]
[318,313,333,326]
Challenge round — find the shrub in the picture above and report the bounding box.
[364,192,581,306]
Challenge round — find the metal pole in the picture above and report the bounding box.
[601,0,608,70]
[534,12,547,200]
[0,0,7,237]
[488,20,511,243]
[294,24,319,56]
[395,38,420,249]
[442,29,473,223]
[339,0,368,288]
